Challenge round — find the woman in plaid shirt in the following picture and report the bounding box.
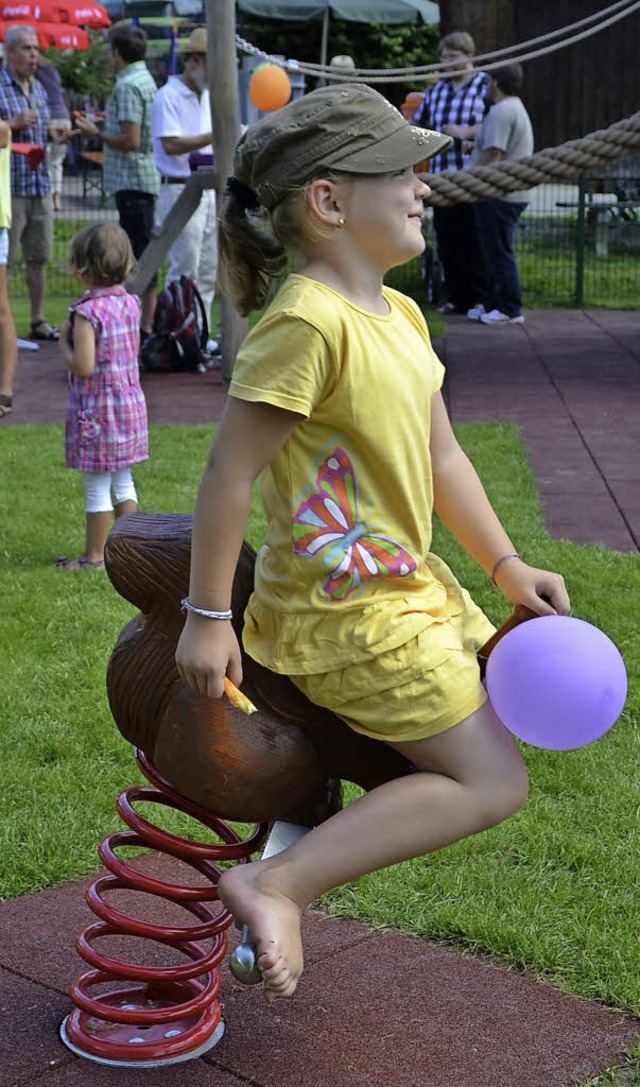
[413,31,491,316]
[56,223,148,571]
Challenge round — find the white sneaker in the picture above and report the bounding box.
[467,303,486,321]
[206,338,220,354]
[480,309,525,326]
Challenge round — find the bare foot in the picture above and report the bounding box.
[219,863,304,1000]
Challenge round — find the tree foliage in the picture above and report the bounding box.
[237,14,440,107]
[41,42,114,102]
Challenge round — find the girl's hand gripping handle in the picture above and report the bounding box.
[175,613,243,700]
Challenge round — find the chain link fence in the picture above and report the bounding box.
[9,149,640,312]
[389,154,640,310]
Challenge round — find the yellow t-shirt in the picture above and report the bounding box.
[230,274,493,675]
[0,145,11,230]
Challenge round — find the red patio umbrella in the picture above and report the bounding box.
[0,18,91,45]
[0,1,57,19]
[52,1,110,28]
[0,0,109,26]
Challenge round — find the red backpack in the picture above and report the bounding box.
[140,276,209,373]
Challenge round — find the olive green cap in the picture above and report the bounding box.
[234,83,452,211]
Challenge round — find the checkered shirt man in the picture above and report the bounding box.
[102,60,159,198]
[0,65,51,196]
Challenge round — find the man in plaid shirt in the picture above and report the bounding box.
[76,26,159,338]
[0,24,59,341]
[414,31,491,317]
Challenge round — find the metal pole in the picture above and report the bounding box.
[208,0,248,382]
[319,5,329,75]
[575,171,586,307]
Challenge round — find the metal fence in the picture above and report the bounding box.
[9,149,640,312]
[390,155,640,310]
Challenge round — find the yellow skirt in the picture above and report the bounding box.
[290,598,494,743]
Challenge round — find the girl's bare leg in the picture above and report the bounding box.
[114,499,137,518]
[0,266,17,408]
[85,510,113,564]
[218,701,528,1000]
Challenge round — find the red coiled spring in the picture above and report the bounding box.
[60,750,267,1068]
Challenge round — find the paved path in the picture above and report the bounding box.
[2,309,639,1086]
[442,308,640,552]
[8,307,640,550]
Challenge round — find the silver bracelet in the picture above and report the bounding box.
[181,597,232,620]
[490,552,523,586]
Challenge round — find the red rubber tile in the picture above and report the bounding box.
[9,343,228,427]
[217,931,639,1087]
[1,870,637,1087]
[10,309,640,550]
[442,310,640,551]
[0,967,75,1084]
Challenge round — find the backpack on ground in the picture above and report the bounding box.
[140,275,209,373]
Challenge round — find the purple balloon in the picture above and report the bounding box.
[485,616,627,750]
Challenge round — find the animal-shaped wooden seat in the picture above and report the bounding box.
[105,513,531,827]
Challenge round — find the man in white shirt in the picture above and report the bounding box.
[152,28,217,331]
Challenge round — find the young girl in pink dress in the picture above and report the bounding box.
[57,223,148,571]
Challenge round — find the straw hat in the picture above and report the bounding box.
[185,27,207,54]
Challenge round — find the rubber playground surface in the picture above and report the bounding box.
[1,308,639,1085]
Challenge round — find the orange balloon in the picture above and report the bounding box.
[401,91,425,120]
[249,64,292,112]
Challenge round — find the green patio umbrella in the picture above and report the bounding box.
[236,0,440,66]
[236,0,439,19]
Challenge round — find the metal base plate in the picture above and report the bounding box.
[59,1016,225,1068]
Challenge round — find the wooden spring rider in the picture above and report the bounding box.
[61,513,531,1068]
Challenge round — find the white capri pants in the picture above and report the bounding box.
[48,118,70,193]
[82,468,138,513]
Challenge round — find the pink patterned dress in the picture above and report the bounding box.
[65,286,149,472]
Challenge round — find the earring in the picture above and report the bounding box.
[337,216,346,227]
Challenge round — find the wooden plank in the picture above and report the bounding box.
[127,170,216,296]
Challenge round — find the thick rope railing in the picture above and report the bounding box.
[423,112,640,206]
[235,0,640,83]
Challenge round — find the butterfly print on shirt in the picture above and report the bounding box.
[292,446,417,601]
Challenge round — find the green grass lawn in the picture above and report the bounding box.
[9,209,640,329]
[1,423,639,1064]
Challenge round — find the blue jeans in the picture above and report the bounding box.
[474,198,527,318]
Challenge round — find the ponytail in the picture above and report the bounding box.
[219,179,288,317]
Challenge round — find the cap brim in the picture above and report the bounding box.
[331,125,452,174]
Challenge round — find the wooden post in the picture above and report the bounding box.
[208,0,248,382]
[127,172,215,297]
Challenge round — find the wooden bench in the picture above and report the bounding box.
[556,195,640,257]
[79,150,104,202]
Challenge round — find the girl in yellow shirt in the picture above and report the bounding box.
[176,84,570,1001]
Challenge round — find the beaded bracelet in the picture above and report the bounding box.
[490,552,523,586]
[181,597,233,620]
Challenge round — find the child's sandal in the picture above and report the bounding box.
[55,555,105,571]
[30,319,60,342]
[0,394,12,418]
